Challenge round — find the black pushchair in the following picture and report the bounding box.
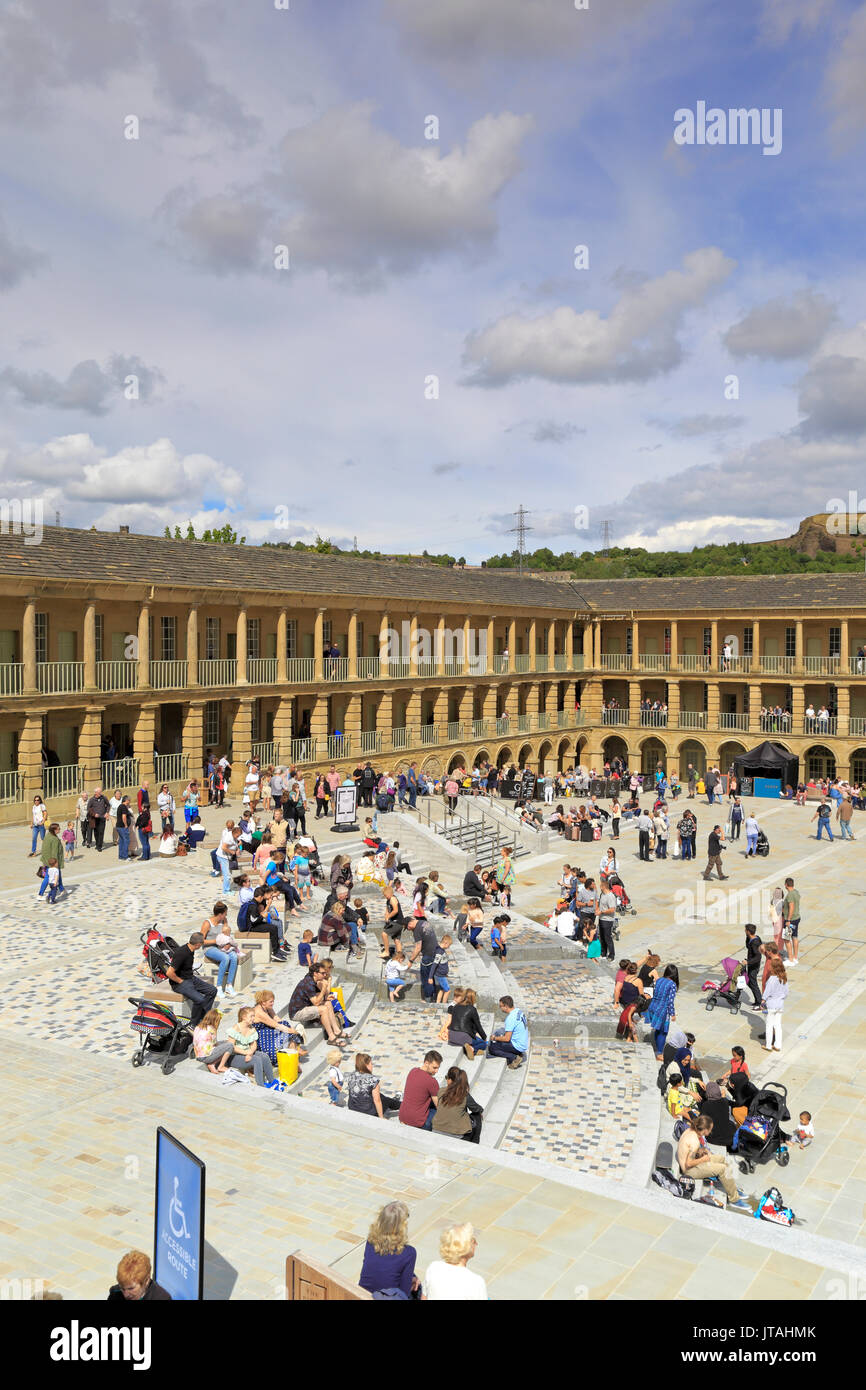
[128,996,194,1075]
[734,1081,791,1173]
[140,925,180,984]
[755,829,770,857]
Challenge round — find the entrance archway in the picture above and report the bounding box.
[678,739,707,778]
[538,740,554,774]
[805,744,835,780]
[640,737,666,777]
[496,746,513,769]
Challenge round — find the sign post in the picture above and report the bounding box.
[154,1127,205,1301]
[333,782,359,833]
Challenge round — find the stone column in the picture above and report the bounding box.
[795,619,804,675]
[314,608,325,682]
[378,692,393,747]
[836,685,850,738]
[231,697,254,769]
[710,619,719,671]
[667,680,680,728]
[706,678,720,733]
[348,610,359,678]
[582,622,592,665]
[379,611,390,679]
[631,619,640,669]
[83,599,97,692]
[468,616,481,674]
[182,701,205,779]
[19,708,45,794]
[840,618,850,670]
[669,619,679,673]
[748,683,763,735]
[566,621,574,667]
[137,603,151,690]
[23,597,38,696]
[507,618,516,671]
[133,703,159,777]
[486,617,495,671]
[530,617,538,669]
[547,619,556,663]
[273,695,293,758]
[186,603,199,688]
[628,680,641,728]
[433,687,449,729]
[277,610,288,684]
[409,613,419,677]
[458,687,474,725]
[593,622,602,668]
[751,619,761,674]
[504,681,520,718]
[436,617,446,676]
[482,685,498,722]
[309,693,329,754]
[79,706,105,785]
[344,692,362,743]
[236,607,248,684]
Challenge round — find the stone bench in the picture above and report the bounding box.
[140,985,192,1020]
[200,949,255,991]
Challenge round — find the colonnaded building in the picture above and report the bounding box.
[0,525,864,820]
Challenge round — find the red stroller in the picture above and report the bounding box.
[702,957,743,1014]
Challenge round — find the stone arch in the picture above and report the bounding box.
[518,742,533,767]
[496,745,513,768]
[422,754,442,777]
[447,751,468,773]
[475,749,491,768]
[640,736,667,776]
[556,737,572,772]
[538,739,554,775]
[678,738,708,777]
[805,744,836,780]
[850,747,866,783]
[602,734,629,764]
[718,740,746,774]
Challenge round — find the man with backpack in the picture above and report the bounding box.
[811,799,834,842]
[360,761,377,808]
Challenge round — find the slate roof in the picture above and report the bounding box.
[0,528,863,613]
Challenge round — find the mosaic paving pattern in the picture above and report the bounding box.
[501,1041,641,1174]
[507,960,620,1019]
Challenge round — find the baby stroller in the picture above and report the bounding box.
[755,829,770,857]
[608,873,636,919]
[702,957,743,1013]
[128,996,193,1075]
[140,925,180,985]
[734,1081,791,1173]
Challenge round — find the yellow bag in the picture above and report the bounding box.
[276,1051,299,1086]
[331,985,345,1011]
[697,779,706,794]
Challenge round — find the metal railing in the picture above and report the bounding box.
[149,660,187,690]
[471,718,492,739]
[495,716,511,735]
[419,725,440,745]
[535,655,549,672]
[357,657,381,680]
[761,655,795,674]
[37,662,85,694]
[417,660,437,679]
[286,658,315,683]
[804,656,840,676]
[96,659,137,692]
[536,712,551,730]
[391,727,410,750]
[0,663,22,696]
[680,654,711,672]
[677,711,707,729]
[100,757,139,789]
[600,653,630,671]
[252,741,279,766]
[719,713,749,730]
[390,660,411,679]
[444,660,464,677]
[288,738,316,764]
[574,710,585,725]
[804,716,837,736]
[42,763,84,797]
[327,734,350,757]
[639,710,668,727]
[602,708,628,724]
[360,730,382,754]
[198,658,238,687]
[248,658,278,685]
[515,654,531,673]
[154,753,188,784]
[572,654,585,671]
[718,656,750,673]
[553,654,567,671]
[492,655,509,674]
[0,769,22,803]
[446,720,465,742]
[556,709,569,727]
[849,656,866,676]
[324,658,350,682]
[849,716,866,737]
[641,654,671,671]
[759,714,792,734]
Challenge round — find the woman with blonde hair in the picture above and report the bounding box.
[762,958,789,1053]
[425,1223,488,1301]
[359,1201,421,1297]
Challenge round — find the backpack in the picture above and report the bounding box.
[237,899,253,932]
[651,1168,696,1200]
[376,793,390,811]
[672,1116,692,1142]
[754,1187,795,1227]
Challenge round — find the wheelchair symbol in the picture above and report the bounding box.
[168,1176,191,1240]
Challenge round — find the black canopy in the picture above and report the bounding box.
[731,741,798,787]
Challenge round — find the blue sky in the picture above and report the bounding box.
[1,0,865,559]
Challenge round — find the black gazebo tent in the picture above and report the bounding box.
[731,741,799,790]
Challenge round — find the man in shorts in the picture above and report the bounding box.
[782,876,801,966]
[288,964,344,1043]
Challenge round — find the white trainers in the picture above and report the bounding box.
[215,987,225,1001]
[225,984,236,996]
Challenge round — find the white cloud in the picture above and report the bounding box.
[0,211,45,290]
[723,289,836,360]
[0,354,163,413]
[464,247,735,385]
[3,434,242,506]
[616,516,791,550]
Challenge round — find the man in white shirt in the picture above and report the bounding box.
[553,905,577,938]
[637,809,653,862]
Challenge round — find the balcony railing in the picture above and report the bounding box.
[553,654,568,671]
[446,721,465,742]
[198,658,237,687]
[286,658,315,683]
[850,656,866,676]
[495,716,511,735]
[492,655,509,674]
[849,716,866,737]
[0,769,22,803]
[639,710,668,727]
[804,716,837,736]
[718,656,750,673]
[417,660,437,679]
[444,659,464,677]
[535,655,549,672]
[679,654,711,672]
[759,714,792,734]
[288,738,315,765]
[390,660,411,680]
[804,656,841,676]
[360,729,382,754]
[572,654,585,671]
[327,734,350,757]
[357,657,381,680]
[419,724,440,745]
[517,714,531,733]
[602,708,628,725]
[37,662,85,694]
[471,719,492,739]
[154,753,189,784]
[100,757,139,789]
[641,654,670,671]
[537,712,551,730]
[0,663,22,696]
[601,653,631,671]
[678,711,707,729]
[43,763,84,797]
[719,713,749,731]
[574,710,585,725]
[252,741,279,766]
[324,658,350,682]
[149,660,187,690]
[391,727,409,750]
[761,655,795,674]
[556,709,569,727]
[97,659,137,692]
[515,654,530,673]
[248,658,277,685]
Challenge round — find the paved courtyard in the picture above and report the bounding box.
[0,792,864,1298]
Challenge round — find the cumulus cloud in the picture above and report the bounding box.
[615,516,791,551]
[723,289,836,360]
[3,434,242,506]
[0,212,45,290]
[464,247,735,386]
[385,0,663,62]
[0,0,256,135]
[798,354,866,438]
[649,414,746,437]
[164,105,532,281]
[0,355,164,414]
